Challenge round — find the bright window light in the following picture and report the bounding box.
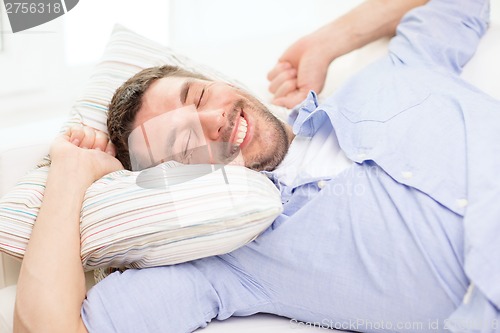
[63,0,169,66]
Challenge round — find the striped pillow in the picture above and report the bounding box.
[0,162,282,269]
[0,24,283,269]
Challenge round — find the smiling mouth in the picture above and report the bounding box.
[227,113,249,157]
[234,116,248,146]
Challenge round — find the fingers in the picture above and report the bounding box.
[274,78,297,99]
[272,89,309,109]
[270,74,304,108]
[81,126,96,149]
[93,130,108,152]
[267,61,292,82]
[105,140,116,156]
[268,68,297,94]
[68,125,85,146]
[67,125,115,155]
[268,61,299,104]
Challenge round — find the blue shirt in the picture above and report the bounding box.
[82,0,500,332]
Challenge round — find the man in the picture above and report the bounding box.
[14,0,499,332]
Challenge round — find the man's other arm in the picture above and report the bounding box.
[268,0,429,108]
[389,0,490,75]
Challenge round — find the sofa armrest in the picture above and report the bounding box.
[0,117,65,289]
[0,138,51,290]
[0,117,65,197]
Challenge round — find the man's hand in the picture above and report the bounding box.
[50,125,123,185]
[267,32,331,109]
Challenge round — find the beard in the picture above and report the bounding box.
[244,111,289,171]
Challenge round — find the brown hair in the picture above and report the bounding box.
[107,65,209,170]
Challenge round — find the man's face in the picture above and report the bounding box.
[129,76,291,171]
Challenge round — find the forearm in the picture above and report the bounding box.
[322,0,429,61]
[14,160,91,333]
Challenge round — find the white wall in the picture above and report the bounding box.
[0,0,171,129]
[169,0,363,98]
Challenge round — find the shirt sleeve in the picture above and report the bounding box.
[389,0,490,75]
[81,257,269,333]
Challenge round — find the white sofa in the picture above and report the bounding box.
[1,6,499,333]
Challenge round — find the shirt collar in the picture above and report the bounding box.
[288,91,327,138]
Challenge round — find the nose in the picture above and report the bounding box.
[198,108,227,141]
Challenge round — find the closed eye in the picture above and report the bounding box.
[196,87,205,108]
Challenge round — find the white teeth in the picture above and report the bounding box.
[234,117,247,146]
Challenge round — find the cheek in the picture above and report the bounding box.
[210,86,241,106]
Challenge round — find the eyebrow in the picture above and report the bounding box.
[180,80,192,104]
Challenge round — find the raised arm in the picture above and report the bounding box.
[268,0,428,108]
[389,0,490,74]
[14,126,122,333]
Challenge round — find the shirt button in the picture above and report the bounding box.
[317,180,327,189]
[401,171,413,179]
[457,198,468,208]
